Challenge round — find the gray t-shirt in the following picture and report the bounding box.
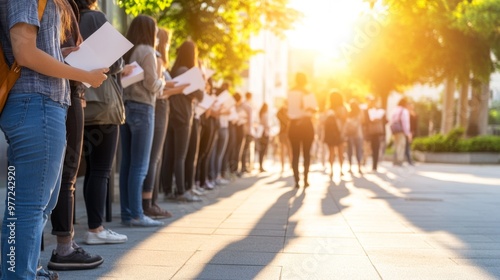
[0,0,70,106]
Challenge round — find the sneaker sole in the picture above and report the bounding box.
[47,258,104,271]
[85,239,127,245]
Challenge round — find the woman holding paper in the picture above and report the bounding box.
[76,0,129,244]
[287,72,317,188]
[120,15,166,227]
[161,40,203,202]
[0,0,107,278]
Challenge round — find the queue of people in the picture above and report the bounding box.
[0,1,416,278]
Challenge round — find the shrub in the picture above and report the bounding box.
[412,128,500,153]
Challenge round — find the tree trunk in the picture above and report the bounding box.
[457,78,469,129]
[441,78,455,134]
[468,79,490,136]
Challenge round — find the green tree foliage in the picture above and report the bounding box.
[117,0,300,84]
[350,0,500,105]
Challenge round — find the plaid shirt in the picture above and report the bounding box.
[0,0,70,106]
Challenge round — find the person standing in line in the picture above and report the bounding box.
[75,0,130,243]
[120,15,166,227]
[229,93,245,176]
[287,72,317,188]
[48,0,104,271]
[162,40,203,201]
[142,27,188,218]
[390,97,411,166]
[344,101,365,174]
[0,0,108,278]
[239,92,254,174]
[324,91,347,178]
[277,100,292,173]
[258,103,270,172]
[211,83,231,185]
[364,96,386,172]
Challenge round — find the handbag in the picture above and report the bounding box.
[0,0,47,114]
[84,76,125,125]
[390,109,404,134]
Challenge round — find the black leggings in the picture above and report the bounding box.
[196,116,217,186]
[162,120,191,195]
[288,118,314,184]
[83,124,119,230]
[185,118,200,191]
[51,92,84,236]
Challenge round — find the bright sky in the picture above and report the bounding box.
[287,0,371,58]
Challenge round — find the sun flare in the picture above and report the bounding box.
[287,0,370,59]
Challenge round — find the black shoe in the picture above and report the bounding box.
[294,182,300,188]
[47,247,104,271]
[36,267,59,280]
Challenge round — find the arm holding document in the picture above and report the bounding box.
[10,23,108,88]
[159,80,190,99]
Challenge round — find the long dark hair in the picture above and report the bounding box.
[329,91,344,110]
[73,0,97,10]
[123,15,157,63]
[259,103,268,118]
[171,40,198,77]
[156,27,171,69]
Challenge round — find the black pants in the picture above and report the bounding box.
[185,118,200,191]
[369,135,382,171]
[222,122,236,176]
[231,124,244,173]
[195,117,217,186]
[51,93,84,237]
[83,124,119,230]
[240,134,253,172]
[288,118,314,185]
[162,119,192,195]
[144,99,168,199]
[258,136,269,169]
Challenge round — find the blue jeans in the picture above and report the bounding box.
[119,102,154,222]
[0,93,67,279]
[210,127,228,179]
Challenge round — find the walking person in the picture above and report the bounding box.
[390,97,411,166]
[287,72,317,188]
[0,0,107,277]
[324,91,347,178]
[344,101,364,174]
[405,102,417,165]
[120,15,166,226]
[277,100,292,172]
[48,0,104,270]
[258,103,270,172]
[364,96,386,172]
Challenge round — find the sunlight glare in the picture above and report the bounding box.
[287,0,370,58]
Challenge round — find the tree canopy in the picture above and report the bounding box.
[118,0,300,84]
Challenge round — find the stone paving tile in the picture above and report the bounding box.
[25,163,500,279]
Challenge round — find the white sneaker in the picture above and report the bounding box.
[84,229,128,245]
[178,191,202,202]
[192,187,206,196]
[215,178,229,185]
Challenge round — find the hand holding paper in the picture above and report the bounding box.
[172,67,206,95]
[121,61,144,88]
[65,22,133,87]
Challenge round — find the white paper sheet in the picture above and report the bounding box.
[198,92,216,109]
[368,108,385,121]
[203,68,215,81]
[65,22,133,72]
[121,61,144,88]
[172,67,205,95]
[214,90,230,106]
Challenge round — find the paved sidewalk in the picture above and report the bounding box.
[32,162,500,279]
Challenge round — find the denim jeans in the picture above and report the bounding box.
[119,101,154,222]
[0,93,67,279]
[210,127,228,179]
[347,136,364,166]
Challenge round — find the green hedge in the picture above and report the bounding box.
[412,128,500,153]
